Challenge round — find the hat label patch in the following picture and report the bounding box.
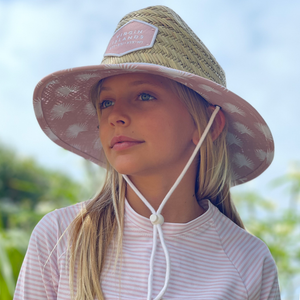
[104,20,158,57]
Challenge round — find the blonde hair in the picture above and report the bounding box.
[69,77,244,300]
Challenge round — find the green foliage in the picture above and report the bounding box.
[0,144,91,300]
[0,145,81,213]
[0,229,29,297]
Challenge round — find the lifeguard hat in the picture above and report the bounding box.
[33,5,274,186]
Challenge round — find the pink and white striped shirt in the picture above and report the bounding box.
[14,199,280,299]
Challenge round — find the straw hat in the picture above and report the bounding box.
[33,5,274,186]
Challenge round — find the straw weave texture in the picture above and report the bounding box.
[102,5,226,87]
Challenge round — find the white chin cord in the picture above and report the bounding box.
[122,106,221,300]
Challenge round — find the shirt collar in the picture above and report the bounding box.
[124,198,215,235]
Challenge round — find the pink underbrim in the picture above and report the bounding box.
[33,63,274,186]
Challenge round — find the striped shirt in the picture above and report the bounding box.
[14,199,281,299]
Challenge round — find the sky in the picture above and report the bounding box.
[1,0,300,201]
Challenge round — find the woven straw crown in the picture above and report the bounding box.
[102,5,226,87]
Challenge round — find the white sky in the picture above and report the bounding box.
[1,0,300,199]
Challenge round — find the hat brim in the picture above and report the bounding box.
[33,63,274,186]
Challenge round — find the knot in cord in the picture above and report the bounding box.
[123,106,221,300]
[150,214,164,225]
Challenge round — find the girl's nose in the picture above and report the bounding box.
[108,102,130,127]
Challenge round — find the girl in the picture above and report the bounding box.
[14,5,280,300]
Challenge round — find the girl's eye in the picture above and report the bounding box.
[99,100,114,110]
[138,93,155,101]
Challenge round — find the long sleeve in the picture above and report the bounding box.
[13,203,83,300]
[258,254,281,300]
[212,200,281,300]
[13,215,59,300]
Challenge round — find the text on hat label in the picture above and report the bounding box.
[104,20,158,57]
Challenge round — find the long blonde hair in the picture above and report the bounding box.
[69,77,244,300]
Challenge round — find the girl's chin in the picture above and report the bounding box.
[109,162,143,176]
[110,162,158,178]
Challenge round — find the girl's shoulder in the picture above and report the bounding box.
[29,201,89,255]
[211,203,271,257]
[14,202,89,300]
[34,201,87,234]
[210,202,278,291]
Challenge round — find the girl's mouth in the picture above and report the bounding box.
[112,141,144,151]
[110,135,144,150]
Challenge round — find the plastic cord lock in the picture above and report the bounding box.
[150,214,164,225]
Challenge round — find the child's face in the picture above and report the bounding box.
[97,73,198,177]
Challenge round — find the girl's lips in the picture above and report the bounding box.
[110,136,144,150]
[112,141,143,151]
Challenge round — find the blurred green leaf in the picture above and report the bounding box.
[0,234,15,295]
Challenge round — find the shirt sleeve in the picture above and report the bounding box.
[13,213,60,300]
[212,205,281,300]
[258,254,281,300]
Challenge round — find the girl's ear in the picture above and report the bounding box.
[209,106,226,141]
[192,106,226,145]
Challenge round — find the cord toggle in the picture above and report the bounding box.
[150,213,164,225]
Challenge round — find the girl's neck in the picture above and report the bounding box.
[125,161,205,223]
